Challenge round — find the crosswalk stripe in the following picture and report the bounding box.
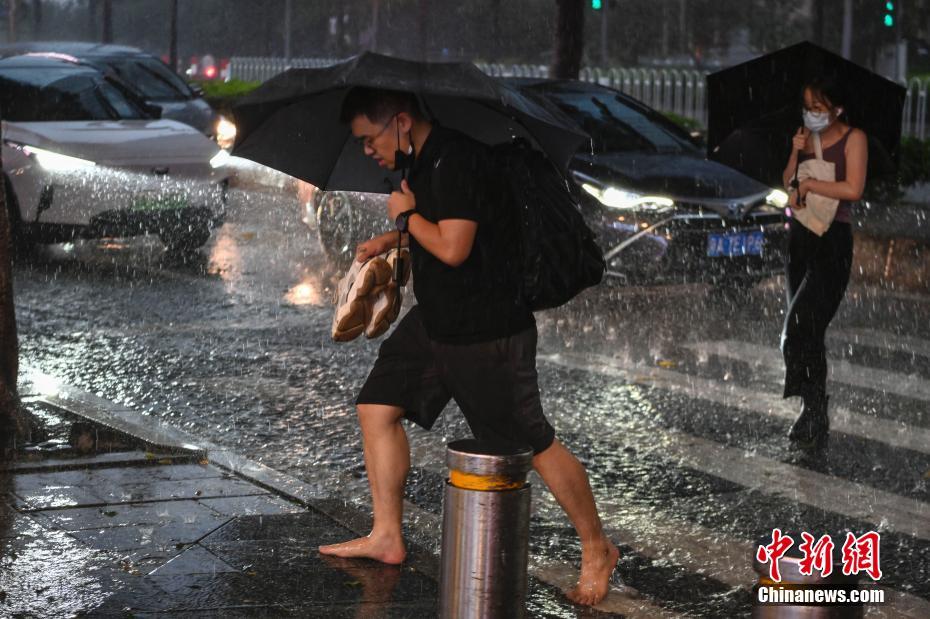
[830,328,930,360]
[536,350,930,455]
[849,285,930,306]
[683,339,930,403]
[539,353,930,541]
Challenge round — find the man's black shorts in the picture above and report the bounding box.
[356,305,555,454]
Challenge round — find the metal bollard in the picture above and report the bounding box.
[439,439,534,619]
[752,536,862,619]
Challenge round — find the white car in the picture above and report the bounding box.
[1,54,230,252]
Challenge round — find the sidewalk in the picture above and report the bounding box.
[1,371,437,617]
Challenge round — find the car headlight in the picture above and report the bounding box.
[765,189,789,208]
[5,141,96,171]
[580,182,674,213]
[215,115,237,149]
[210,149,231,169]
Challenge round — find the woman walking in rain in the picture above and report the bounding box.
[780,76,867,450]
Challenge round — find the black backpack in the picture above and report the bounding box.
[488,139,606,311]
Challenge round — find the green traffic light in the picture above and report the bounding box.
[884,14,894,27]
[592,0,602,9]
[885,1,893,10]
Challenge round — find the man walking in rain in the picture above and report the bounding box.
[318,87,619,606]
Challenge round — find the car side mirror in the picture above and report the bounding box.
[188,82,205,97]
[145,103,163,119]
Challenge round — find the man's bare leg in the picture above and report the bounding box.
[533,439,619,606]
[319,403,408,564]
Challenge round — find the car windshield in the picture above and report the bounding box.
[542,86,698,155]
[0,69,147,121]
[105,57,192,101]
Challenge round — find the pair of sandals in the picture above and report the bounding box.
[331,248,411,342]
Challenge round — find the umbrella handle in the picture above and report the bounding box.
[789,151,801,190]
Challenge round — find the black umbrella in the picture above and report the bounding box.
[231,52,588,193]
[707,41,906,188]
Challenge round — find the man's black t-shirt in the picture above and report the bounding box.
[406,125,534,344]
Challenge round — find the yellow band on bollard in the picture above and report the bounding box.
[449,469,524,491]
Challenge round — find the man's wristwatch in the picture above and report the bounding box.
[395,209,416,233]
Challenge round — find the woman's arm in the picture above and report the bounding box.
[800,129,868,202]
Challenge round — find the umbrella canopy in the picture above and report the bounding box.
[231,52,588,193]
[706,41,906,188]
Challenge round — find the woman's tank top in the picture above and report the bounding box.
[798,128,854,223]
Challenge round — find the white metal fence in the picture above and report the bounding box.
[228,57,929,139]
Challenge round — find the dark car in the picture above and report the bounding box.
[0,42,230,144]
[308,79,789,291]
[513,79,789,288]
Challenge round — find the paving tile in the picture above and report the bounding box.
[200,511,342,543]
[12,484,106,510]
[85,577,174,614]
[146,572,280,611]
[40,499,225,531]
[1,451,179,472]
[69,517,229,553]
[148,543,240,576]
[12,469,111,491]
[283,601,439,618]
[200,539,341,572]
[96,477,266,504]
[148,463,228,482]
[129,610,284,618]
[199,493,304,517]
[123,546,184,574]
[0,506,51,543]
[0,523,138,617]
[222,564,436,606]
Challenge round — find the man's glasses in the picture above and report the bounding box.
[353,115,396,150]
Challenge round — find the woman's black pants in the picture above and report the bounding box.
[781,218,853,401]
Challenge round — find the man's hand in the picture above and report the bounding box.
[387,179,416,221]
[355,237,387,263]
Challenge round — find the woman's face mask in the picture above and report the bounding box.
[802,109,832,132]
[802,94,843,133]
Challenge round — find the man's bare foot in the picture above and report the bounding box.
[566,539,620,606]
[318,534,406,565]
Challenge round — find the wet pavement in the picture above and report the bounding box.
[1,389,439,616]
[8,178,930,616]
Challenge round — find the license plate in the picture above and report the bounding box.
[130,193,188,212]
[707,231,765,257]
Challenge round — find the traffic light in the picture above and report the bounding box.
[883,1,894,27]
[592,0,602,9]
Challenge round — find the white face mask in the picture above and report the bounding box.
[803,110,830,133]
[802,107,841,133]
